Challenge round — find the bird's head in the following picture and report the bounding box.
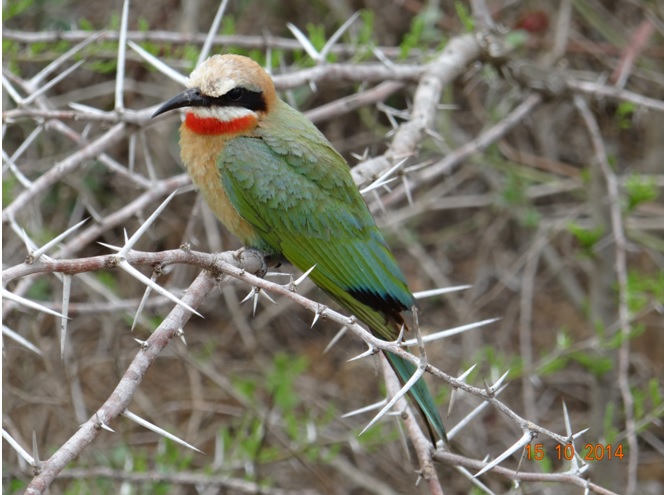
[152,54,277,135]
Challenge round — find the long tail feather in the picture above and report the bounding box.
[385,351,447,443]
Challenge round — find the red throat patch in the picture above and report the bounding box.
[184,113,257,135]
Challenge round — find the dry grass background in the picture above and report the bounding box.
[3,0,664,494]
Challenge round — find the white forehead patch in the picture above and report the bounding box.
[187,63,239,98]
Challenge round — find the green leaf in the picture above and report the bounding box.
[454,1,475,31]
[570,350,613,377]
[3,0,34,20]
[624,174,658,212]
[567,221,604,253]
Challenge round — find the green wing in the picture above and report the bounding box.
[217,101,446,440]
[218,101,414,337]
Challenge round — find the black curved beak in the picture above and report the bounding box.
[151,88,211,119]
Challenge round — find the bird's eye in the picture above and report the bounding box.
[226,88,244,101]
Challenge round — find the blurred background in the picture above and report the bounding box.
[3,0,664,493]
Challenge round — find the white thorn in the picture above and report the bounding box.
[31,218,89,260]
[128,41,188,87]
[240,287,258,304]
[319,11,361,62]
[117,259,202,317]
[341,399,387,418]
[2,325,43,355]
[490,369,511,393]
[118,191,177,257]
[96,413,115,433]
[115,0,130,111]
[324,325,348,353]
[23,60,86,105]
[311,305,327,327]
[346,344,378,362]
[131,274,156,332]
[359,362,425,435]
[60,274,72,361]
[2,289,67,319]
[197,0,230,67]
[474,430,533,478]
[122,410,203,453]
[287,22,320,61]
[292,264,317,288]
[32,431,41,469]
[97,241,122,252]
[1,428,34,466]
[402,318,499,346]
[413,285,472,299]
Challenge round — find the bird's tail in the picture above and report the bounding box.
[315,278,446,442]
[385,351,447,443]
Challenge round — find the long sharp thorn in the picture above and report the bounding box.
[30,31,104,87]
[561,400,581,470]
[402,174,414,207]
[20,227,34,255]
[491,369,510,392]
[360,364,425,435]
[4,149,33,188]
[319,11,361,61]
[2,289,67,319]
[2,326,42,355]
[260,290,277,305]
[474,431,533,478]
[96,413,115,432]
[359,176,397,194]
[459,363,478,381]
[346,344,377,362]
[122,410,203,453]
[32,218,89,260]
[60,275,72,361]
[118,191,178,257]
[287,23,319,60]
[2,74,24,105]
[341,399,387,418]
[572,427,590,441]
[562,400,573,437]
[293,264,317,287]
[1,429,34,466]
[198,0,230,67]
[448,388,457,417]
[240,287,257,304]
[324,325,348,353]
[252,289,259,316]
[32,431,41,470]
[23,60,86,105]
[413,285,472,299]
[128,41,188,86]
[311,305,326,328]
[115,0,130,111]
[97,241,122,252]
[403,318,499,346]
[360,158,406,194]
[117,260,202,317]
[131,275,155,332]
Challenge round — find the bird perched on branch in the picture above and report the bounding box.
[152,54,445,442]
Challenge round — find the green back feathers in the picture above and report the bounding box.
[216,98,445,441]
[219,100,414,317]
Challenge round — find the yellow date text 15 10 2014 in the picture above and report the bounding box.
[526,442,624,461]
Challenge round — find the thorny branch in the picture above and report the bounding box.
[3,5,663,494]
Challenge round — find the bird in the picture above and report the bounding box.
[152,54,446,442]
